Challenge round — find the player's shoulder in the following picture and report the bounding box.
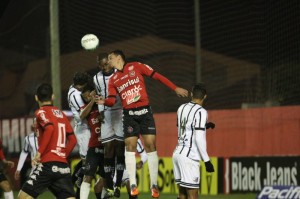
[94,71,104,79]
[68,86,81,97]
[68,85,79,95]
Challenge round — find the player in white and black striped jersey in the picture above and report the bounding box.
[173,83,215,199]
[67,72,91,160]
[15,119,39,182]
[93,53,125,198]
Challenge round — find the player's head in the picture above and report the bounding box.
[31,117,37,132]
[191,83,207,102]
[97,53,113,73]
[73,72,90,91]
[35,83,53,103]
[108,50,126,69]
[81,83,95,103]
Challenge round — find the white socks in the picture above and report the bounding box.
[147,151,158,186]
[125,151,137,185]
[80,181,91,199]
[4,191,13,199]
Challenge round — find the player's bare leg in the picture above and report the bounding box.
[94,177,104,199]
[178,185,187,199]
[0,180,14,199]
[18,190,34,199]
[186,187,198,199]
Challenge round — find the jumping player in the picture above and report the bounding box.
[96,50,188,198]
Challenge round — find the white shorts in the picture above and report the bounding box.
[101,109,123,143]
[172,153,200,188]
[74,126,90,158]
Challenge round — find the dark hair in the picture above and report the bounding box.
[192,83,206,100]
[36,83,53,102]
[97,53,108,63]
[81,82,95,93]
[73,72,90,86]
[109,49,126,61]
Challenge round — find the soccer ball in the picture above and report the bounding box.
[81,34,99,50]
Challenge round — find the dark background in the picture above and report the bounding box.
[0,0,299,118]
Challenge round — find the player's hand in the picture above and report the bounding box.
[3,160,14,168]
[14,170,21,180]
[204,160,215,172]
[90,90,96,97]
[175,87,189,97]
[136,160,143,170]
[95,95,105,105]
[206,122,215,129]
[32,152,41,166]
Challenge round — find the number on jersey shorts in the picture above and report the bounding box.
[101,109,123,143]
[172,153,200,189]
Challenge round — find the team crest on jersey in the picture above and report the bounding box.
[129,71,135,77]
[127,126,133,133]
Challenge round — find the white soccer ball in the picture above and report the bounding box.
[81,34,99,50]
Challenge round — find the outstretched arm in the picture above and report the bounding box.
[152,72,188,97]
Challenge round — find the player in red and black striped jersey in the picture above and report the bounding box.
[96,50,188,198]
[19,83,77,199]
[79,83,104,199]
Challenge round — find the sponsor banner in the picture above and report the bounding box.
[228,157,299,193]
[257,186,300,199]
[200,157,219,195]
[69,157,220,194]
[139,157,177,194]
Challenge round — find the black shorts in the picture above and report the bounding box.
[84,146,104,177]
[123,106,156,138]
[21,162,75,199]
[0,170,7,182]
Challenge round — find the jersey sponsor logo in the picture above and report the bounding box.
[51,147,66,157]
[123,85,141,105]
[95,127,101,134]
[129,108,148,116]
[257,186,300,199]
[129,71,135,77]
[52,166,71,174]
[117,77,140,93]
[52,109,63,118]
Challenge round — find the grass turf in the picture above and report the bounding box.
[13,191,257,199]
